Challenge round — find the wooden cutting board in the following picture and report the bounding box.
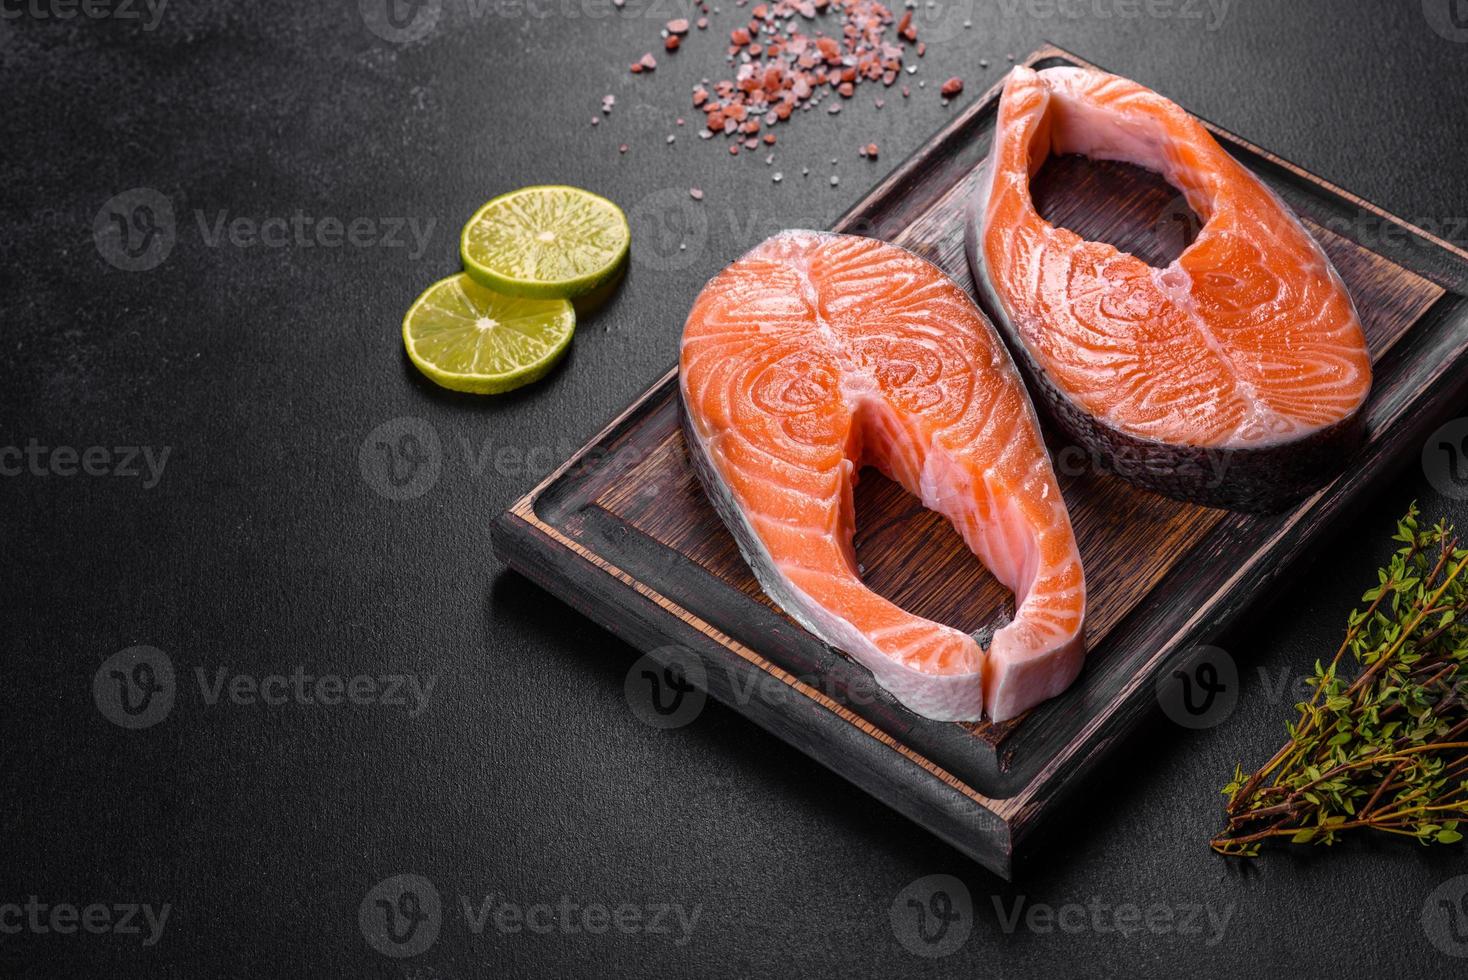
[492,45,1468,879]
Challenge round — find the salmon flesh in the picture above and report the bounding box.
[966,66,1372,512]
[679,231,1086,722]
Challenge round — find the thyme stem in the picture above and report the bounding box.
[1212,506,1468,856]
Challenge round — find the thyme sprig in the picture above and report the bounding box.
[1212,504,1468,857]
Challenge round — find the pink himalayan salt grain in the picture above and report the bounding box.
[628,0,921,145]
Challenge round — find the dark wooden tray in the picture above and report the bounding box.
[492,45,1468,879]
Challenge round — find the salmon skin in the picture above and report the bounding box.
[966,67,1373,512]
[679,231,1086,722]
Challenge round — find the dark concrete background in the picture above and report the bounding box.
[4,0,1468,976]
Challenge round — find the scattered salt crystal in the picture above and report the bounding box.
[689,187,704,199]
[621,0,931,151]
[773,172,783,182]
[829,175,840,185]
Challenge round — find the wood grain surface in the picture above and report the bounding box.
[494,45,1468,878]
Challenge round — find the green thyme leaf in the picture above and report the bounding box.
[1211,504,1468,857]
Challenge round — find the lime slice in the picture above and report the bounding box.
[402,274,575,394]
[460,185,630,300]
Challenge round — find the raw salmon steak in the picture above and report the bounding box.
[966,66,1372,512]
[679,231,1086,722]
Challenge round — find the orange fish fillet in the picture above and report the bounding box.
[680,231,1086,722]
[967,66,1372,511]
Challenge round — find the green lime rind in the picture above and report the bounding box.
[402,273,575,395]
[460,185,630,300]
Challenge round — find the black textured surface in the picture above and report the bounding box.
[3,1,1468,977]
